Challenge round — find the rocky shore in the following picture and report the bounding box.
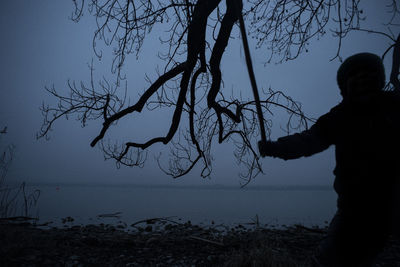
[1,217,399,266]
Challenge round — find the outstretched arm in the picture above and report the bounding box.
[259,124,331,160]
[259,103,342,160]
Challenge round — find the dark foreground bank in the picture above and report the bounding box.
[1,218,399,266]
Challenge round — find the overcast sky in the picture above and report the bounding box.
[0,0,397,187]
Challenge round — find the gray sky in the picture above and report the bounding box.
[0,0,397,187]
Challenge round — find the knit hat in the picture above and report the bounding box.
[337,53,386,95]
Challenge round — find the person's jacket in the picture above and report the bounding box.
[268,91,400,217]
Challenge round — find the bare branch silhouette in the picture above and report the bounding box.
[39,0,399,185]
[390,34,400,92]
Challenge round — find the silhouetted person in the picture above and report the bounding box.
[258,53,400,266]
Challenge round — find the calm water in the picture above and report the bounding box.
[29,184,337,228]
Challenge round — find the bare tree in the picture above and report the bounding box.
[38,0,400,185]
[0,127,13,188]
[1,128,40,219]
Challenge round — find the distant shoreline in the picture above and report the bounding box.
[24,182,333,191]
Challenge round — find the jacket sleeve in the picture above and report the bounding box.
[269,105,340,160]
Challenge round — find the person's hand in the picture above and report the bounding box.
[258,140,275,157]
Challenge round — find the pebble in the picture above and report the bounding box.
[69,255,79,261]
[146,237,158,246]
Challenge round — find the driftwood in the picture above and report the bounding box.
[294,224,327,234]
[130,216,183,227]
[189,235,224,246]
[0,216,37,222]
[96,212,122,218]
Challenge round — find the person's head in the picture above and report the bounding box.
[337,53,386,99]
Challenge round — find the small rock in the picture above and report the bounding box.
[164,224,174,230]
[69,255,79,261]
[26,254,37,261]
[146,219,155,224]
[61,216,74,224]
[107,225,116,231]
[207,255,217,262]
[117,224,126,229]
[83,237,100,246]
[146,237,158,246]
[43,259,53,265]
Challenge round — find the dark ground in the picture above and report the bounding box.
[1,218,399,266]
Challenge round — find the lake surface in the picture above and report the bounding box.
[28,184,337,228]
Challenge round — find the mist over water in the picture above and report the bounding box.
[30,183,336,228]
